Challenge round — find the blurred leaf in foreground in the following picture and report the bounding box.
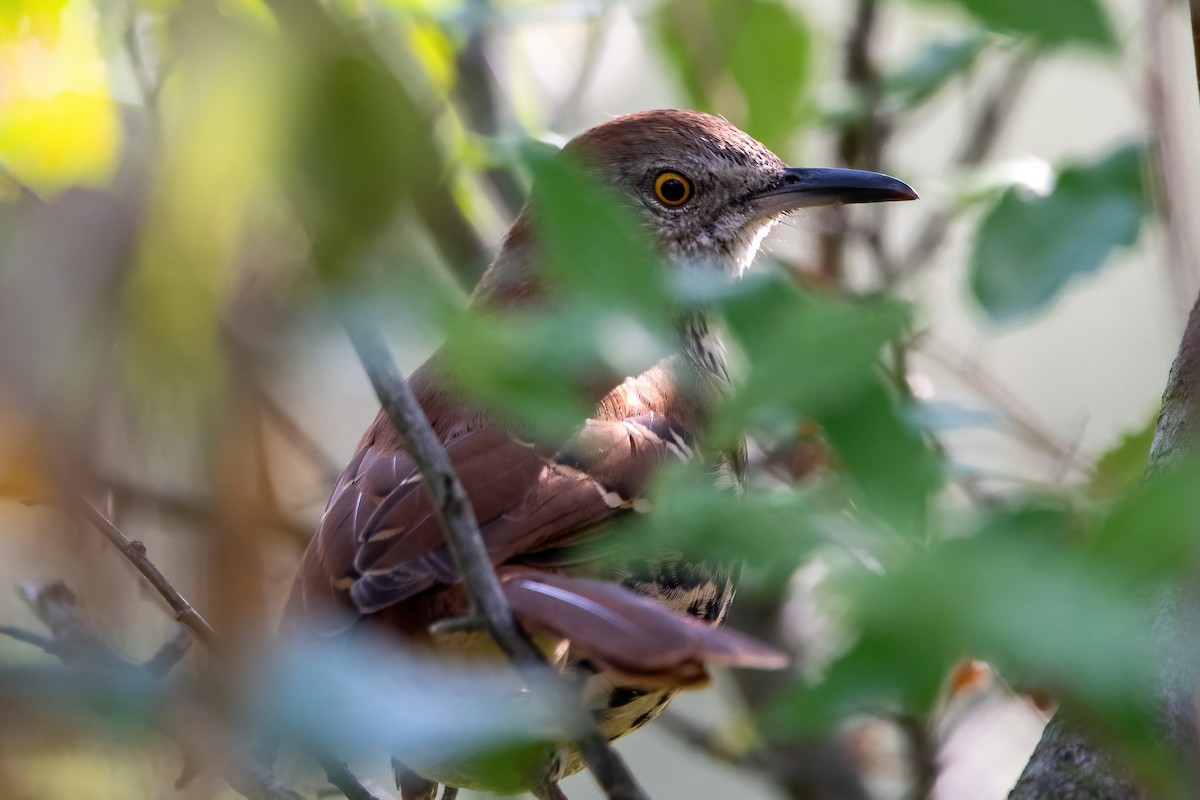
[255,635,563,791]
[774,459,1200,771]
[1089,411,1158,499]
[441,143,675,439]
[656,0,812,152]
[0,0,118,192]
[884,33,987,112]
[970,143,1149,321]
[923,0,1114,49]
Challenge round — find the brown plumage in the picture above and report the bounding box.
[284,110,916,799]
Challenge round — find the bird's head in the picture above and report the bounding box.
[474,110,916,305]
[561,109,917,276]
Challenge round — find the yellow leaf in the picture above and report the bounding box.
[0,0,118,192]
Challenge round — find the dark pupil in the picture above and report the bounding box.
[660,178,687,202]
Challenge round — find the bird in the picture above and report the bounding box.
[283,109,917,800]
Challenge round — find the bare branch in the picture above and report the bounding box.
[918,336,1094,476]
[0,624,68,658]
[73,498,383,800]
[76,497,221,649]
[893,46,1038,281]
[143,627,193,678]
[343,321,649,800]
[13,580,305,800]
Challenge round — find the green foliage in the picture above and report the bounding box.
[1090,412,1158,499]
[440,145,675,438]
[285,5,445,283]
[970,143,1149,321]
[925,0,1114,49]
[884,33,988,111]
[656,0,812,151]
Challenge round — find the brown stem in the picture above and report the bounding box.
[11,580,306,800]
[76,497,221,649]
[343,321,649,800]
[893,47,1038,282]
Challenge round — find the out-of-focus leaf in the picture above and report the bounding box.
[1088,462,1200,588]
[612,462,826,596]
[725,0,812,151]
[772,505,1156,733]
[715,281,902,431]
[819,380,941,531]
[716,279,909,437]
[0,1,118,191]
[441,144,677,439]
[524,142,671,318]
[714,280,939,528]
[1089,412,1158,499]
[925,0,1114,49]
[443,303,671,439]
[656,0,812,151]
[970,143,1148,321]
[256,636,563,778]
[0,0,69,43]
[123,29,286,412]
[885,33,987,110]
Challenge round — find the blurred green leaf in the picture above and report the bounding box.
[1090,412,1158,499]
[443,303,670,439]
[1089,462,1200,589]
[524,142,671,318]
[656,0,812,151]
[714,281,939,528]
[613,462,826,595]
[716,280,907,434]
[884,33,987,110]
[970,143,1149,321]
[281,1,454,287]
[725,0,812,150]
[819,380,941,532]
[440,143,678,439]
[772,505,1156,733]
[926,0,1114,49]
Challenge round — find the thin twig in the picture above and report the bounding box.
[819,0,884,286]
[76,497,221,649]
[343,321,649,800]
[0,624,69,658]
[142,627,193,678]
[74,498,381,800]
[550,7,614,131]
[918,336,1094,475]
[252,382,343,485]
[14,580,305,800]
[893,46,1038,281]
[103,475,313,545]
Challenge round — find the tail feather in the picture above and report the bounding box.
[498,568,788,687]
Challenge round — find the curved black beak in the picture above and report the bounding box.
[752,167,918,216]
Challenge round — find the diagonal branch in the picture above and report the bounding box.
[73,498,385,800]
[77,497,220,649]
[9,580,305,800]
[343,320,649,800]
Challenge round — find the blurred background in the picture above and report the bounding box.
[2,0,1199,798]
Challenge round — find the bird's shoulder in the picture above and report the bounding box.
[285,358,706,626]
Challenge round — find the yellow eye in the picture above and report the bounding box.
[654,171,692,206]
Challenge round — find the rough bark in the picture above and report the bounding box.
[1009,295,1200,798]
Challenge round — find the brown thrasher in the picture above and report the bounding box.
[284,109,916,799]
